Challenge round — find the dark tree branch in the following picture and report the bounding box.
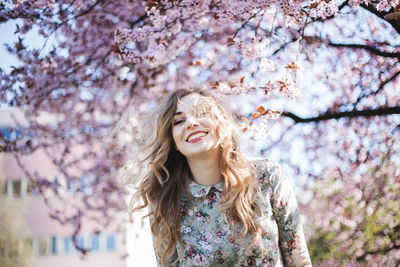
[40,0,105,50]
[353,70,400,110]
[378,70,400,91]
[271,36,298,55]
[51,0,105,32]
[360,3,400,34]
[232,9,263,39]
[282,106,400,123]
[328,42,400,59]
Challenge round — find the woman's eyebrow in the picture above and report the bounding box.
[174,104,202,116]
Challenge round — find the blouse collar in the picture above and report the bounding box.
[188,180,223,197]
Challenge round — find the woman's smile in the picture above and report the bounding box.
[187,131,208,143]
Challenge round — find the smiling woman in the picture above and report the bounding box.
[125,88,312,267]
[171,94,222,186]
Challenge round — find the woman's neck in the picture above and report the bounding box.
[186,150,222,186]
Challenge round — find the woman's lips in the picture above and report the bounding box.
[186,131,208,143]
[188,135,206,143]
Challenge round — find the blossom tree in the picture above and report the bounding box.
[305,158,400,266]
[1,0,399,263]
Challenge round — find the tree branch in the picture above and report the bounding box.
[232,10,263,39]
[356,243,400,261]
[282,106,400,123]
[352,70,400,110]
[360,3,400,34]
[328,42,400,59]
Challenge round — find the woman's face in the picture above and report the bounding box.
[171,93,221,160]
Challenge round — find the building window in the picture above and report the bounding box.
[27,180,38,196]
[76,235,85,251]
[7,180,12,197]
[20,179,27,197]
[64,235,89,254]
[4,179,31,198]
[91,234,100,252]
[38,237,49,255]
[2,181,7,195]
[64,236,71,254]
[50,236,57,255]
[32,237,38,256]
[12,180,22,197]
[106,234,116,251]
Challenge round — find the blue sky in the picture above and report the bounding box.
[0,20,55,73]
[0,21,21,73]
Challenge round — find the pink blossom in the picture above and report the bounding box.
[259,58,276,73]
[242,37,269,60]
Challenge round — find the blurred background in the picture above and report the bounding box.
[1,0,399,266]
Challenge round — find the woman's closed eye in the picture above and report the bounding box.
[174,119,185,125]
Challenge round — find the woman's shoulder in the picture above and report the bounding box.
[246,156,284,187]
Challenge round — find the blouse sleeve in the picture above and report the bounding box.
[269,162,313,267]
[150,231,179,267]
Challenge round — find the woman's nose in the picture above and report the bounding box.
[186,115,199,128]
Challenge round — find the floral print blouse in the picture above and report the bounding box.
[152,159,312,266]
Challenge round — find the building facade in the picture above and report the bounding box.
[0,109,128,267]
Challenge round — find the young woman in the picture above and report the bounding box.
[128,88,312,266]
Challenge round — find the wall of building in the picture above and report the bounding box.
[1,109,159,267]
[0,150,127,267]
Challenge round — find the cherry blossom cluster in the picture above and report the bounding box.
[114,0,308,68]
[308,0,339,19]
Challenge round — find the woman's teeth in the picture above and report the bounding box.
[187,132,207,142]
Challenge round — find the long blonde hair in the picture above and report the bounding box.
[126,88,265,266]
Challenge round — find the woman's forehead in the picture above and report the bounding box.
[176,94,208,111]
